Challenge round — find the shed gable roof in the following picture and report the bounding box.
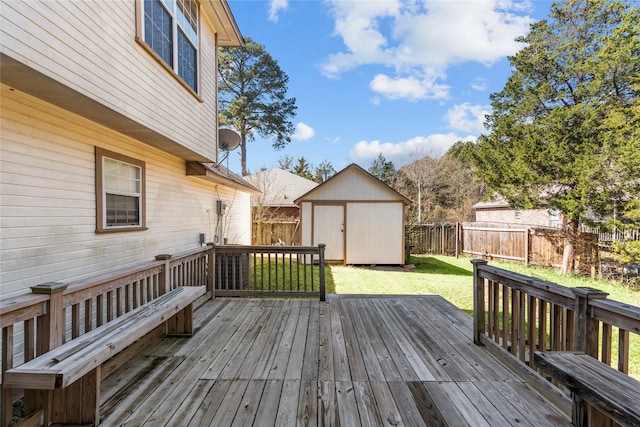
[295,163,411,205]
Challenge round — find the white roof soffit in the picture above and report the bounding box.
[201,0,243,47]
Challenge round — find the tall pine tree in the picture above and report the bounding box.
[218,37,297,176]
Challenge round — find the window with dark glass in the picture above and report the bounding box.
[96,148,146,233]
[143,0,199,92]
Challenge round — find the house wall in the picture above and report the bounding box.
[1,0,220,160]
[0,86,250,297]
[475,207,558,227]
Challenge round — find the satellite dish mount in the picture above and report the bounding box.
[217,128,241,166]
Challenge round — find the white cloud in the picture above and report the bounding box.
[268,0,288,23]
[292,122,315,141]
[445,103,491,134]
[322,0,533,101]
[471,77,488,91]
[349,133,476,166]
[370,73,450,101]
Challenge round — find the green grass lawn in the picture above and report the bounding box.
[329,254,640,377]
[329,255,476,314]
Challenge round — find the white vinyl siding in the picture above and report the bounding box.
[0,86,250,297]
[0,0,218,160]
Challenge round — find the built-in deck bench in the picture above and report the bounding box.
[534,351,640,427]
[3,285,205,426]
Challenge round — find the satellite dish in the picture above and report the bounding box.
[218,128,241,151]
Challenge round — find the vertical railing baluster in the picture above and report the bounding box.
[319,244,326,301]
[96,294,104,327]
[528,295,537,369]
[619,329,629,373]
[502,285,509,350]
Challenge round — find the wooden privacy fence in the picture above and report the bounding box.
[407,223,599,275]
[252,220,301,245]
[472,259,640,425]
[463,224,599,275]
[211,244,326,300]
[406,223,462,256]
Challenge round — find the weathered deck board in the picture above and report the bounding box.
[100,296,571,426]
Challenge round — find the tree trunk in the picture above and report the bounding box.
[240,134,248,176]
[561,219,579,274]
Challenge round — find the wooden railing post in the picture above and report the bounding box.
[207,243,216,298]
[155,254,172,295]
[572,287,608,357]
[2,325,14,427]
[471,259,488,345]
[31,282,68,353]
[28,282,67,424]
[318,244,326,302]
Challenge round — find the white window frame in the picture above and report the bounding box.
[95,148,147,233]
[137,0,200,94]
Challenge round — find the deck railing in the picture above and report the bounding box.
[1,243,326,425]
[211,244,326,300]
[471,259,640,378]
[0,246,211,427]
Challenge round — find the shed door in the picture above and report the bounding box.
[313,205,344,261]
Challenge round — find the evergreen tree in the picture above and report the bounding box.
[368,153,397,185]
[315,160,336,183]
[293,157,314,180]
[218,37,297,175]
[473,0,640,272]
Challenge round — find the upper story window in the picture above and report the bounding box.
[514,208,522,219]
[96,148,146,233]
[142,0,199,92]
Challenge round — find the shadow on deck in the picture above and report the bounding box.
[101,295,571,426]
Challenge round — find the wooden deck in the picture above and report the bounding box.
[99,295,571,426]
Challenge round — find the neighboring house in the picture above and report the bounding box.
[473,198,563,229]
[245,168,318,244]
[296,164,412,265]
[0,0,257,296]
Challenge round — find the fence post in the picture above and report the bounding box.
[318,244,326,302]
[207,243,216,298]
[155,254,172,294]
[471,259,488,345]
[524,227,530,266]
[572,287,608,356]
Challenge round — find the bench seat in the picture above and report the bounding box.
[2,286,206,426]
[534,351,640,427]
[4,286,205,390]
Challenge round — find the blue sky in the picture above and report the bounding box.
[223,0,553,175]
